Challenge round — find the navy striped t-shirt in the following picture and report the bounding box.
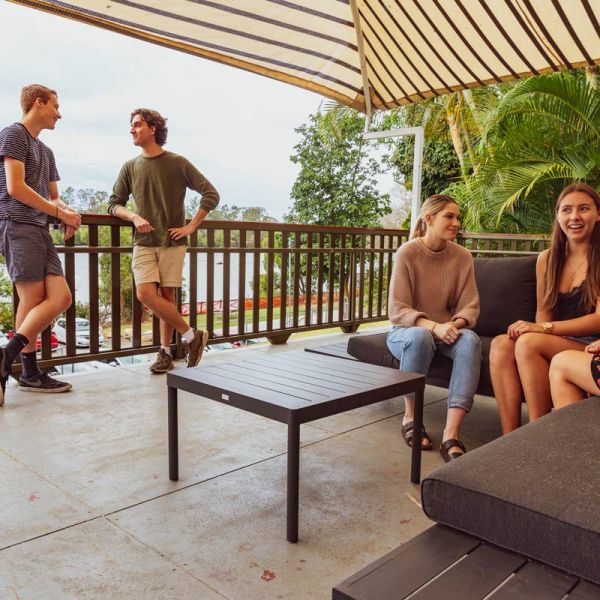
[0,122,60,226]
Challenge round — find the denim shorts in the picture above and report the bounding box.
[0,220,63,282]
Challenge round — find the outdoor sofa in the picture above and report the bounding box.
[333,397,600,597]
[346,254,538,396]
[332,255,600,596]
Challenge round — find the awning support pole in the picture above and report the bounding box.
[349,0,373,131]
[363,127,425,235]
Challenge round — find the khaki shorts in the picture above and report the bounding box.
[132,245,187,288]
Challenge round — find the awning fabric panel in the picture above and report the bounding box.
[9,0,600,112]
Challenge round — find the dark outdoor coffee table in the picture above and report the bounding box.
[166,350,425,542]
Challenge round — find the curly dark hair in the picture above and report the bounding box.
[130,108,168,146]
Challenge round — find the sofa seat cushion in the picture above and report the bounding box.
[347,333,493,396]
[421,397,600,584]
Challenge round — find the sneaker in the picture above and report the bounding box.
[0,348,11,407]
[149,349,174,374]
[19,372,73,393]
[185,329,209,368]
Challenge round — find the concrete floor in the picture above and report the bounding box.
[0,331,504,600]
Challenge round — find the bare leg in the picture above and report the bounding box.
[489,334,523,434]
[15,276,72,350]
[550,350,597,409]
[515,334,586,421]
[158,287,177,348]
[137,283,188,335]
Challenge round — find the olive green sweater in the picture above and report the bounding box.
[107,151,219,247]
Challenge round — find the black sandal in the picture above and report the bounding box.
[401,421,433,450]
[440,439,466,463]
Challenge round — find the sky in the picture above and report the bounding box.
[0,1,327,220]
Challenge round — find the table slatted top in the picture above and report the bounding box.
[333,524,600,600]
[167,350,424,423]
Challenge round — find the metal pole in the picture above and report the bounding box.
[364,126,425,235]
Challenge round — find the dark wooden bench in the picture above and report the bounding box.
[333,524,600,599]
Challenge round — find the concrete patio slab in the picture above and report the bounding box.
[0,332,505,599]
[0,518,225,600]
[0,451,92,548]
[110,433,432,600]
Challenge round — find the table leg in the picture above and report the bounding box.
[287,418,300,543]
[168,386,179,481]
[411,386,424,484]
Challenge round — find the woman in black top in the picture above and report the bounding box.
[490,183,600,433]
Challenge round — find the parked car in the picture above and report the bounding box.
[53,318,105,348]
[36,332,59,351]
[206,342,235,352]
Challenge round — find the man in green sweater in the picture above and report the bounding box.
[108,108,219,373]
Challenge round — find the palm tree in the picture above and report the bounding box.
[456,70,600,232]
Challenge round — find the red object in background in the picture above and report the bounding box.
[36,332,59,350]
[7,330,58,350]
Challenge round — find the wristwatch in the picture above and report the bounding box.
[541,321,553,334]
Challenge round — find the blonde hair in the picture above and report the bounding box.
[411,194,458,238]
[20,84,57,114]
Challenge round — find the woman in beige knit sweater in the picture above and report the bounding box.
[387,195,481,462]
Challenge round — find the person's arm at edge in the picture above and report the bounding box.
[107,166,154,233]
[451,253,480,329]
[48,180,79,240]
[535,249,552,322]
[5,157,80,228]
[169,160,219,240]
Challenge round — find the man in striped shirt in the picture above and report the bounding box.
[0,84,82,405]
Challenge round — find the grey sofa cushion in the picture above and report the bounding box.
[473,255,537,337]
[421,397,600,584]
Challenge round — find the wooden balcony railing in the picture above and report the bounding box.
[13,216,549,370]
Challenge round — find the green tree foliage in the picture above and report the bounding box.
[455,70,600,232]
[285,110,391,227]
[0,258,14,332]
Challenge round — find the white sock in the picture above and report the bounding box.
[182,328,195,344]
[161,346,172,356]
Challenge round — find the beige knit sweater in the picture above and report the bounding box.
[388,238,480,327]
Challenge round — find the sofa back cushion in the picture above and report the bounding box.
[473,255,537,337]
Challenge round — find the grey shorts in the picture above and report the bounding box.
[0,220,64,282]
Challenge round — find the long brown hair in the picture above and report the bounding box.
[411,194,458,239]
[543,182,600,312]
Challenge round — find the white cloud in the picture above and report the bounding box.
[0,2,322,218]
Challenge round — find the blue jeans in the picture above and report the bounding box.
[386,326,482,412]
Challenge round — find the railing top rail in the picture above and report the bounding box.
[458,232,549,241]
[77,215,551,240]
[77,214,409,236]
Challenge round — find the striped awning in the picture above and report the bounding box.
[9,0,600,115]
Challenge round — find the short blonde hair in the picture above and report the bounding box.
[411,194,458,238]
[20,84,57,114]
